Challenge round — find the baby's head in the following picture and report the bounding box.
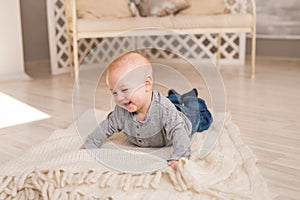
[106,52,153,114]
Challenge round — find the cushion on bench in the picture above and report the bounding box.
[179,0,225,15]
[76,14,253,34]
[77,0,133,19]
[76,0,226,19]
[170,14,253,29]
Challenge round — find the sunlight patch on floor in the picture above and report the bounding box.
[0,92,50,129]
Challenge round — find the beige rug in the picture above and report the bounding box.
[0,110,271,200]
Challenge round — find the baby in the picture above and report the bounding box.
[82,51,212,170]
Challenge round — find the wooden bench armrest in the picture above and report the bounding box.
[65,0,77,36]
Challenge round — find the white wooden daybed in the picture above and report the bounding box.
[65,0,256,79]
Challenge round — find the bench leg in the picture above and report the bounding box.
[251,30,256,79]
[73,37,79,80]
[216,33,221,70]
[66,33,73,76]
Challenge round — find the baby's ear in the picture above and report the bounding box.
[145,76,153,91]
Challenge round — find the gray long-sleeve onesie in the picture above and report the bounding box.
[83,90,192,160]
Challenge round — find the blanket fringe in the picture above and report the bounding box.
[0,168,169,199]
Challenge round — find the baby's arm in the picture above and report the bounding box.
[166,132,190,171]
[168,130,191,162]
[82,125,108,149]
[82,108,124,149]
[165,111,192,170]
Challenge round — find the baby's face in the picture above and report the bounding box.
[107,65,152,114]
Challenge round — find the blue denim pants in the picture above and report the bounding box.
[167,90,213,134]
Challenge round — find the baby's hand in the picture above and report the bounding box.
[168,160,179,171]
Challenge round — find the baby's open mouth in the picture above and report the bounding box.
[123,101,131,107]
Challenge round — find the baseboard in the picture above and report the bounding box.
[255,55,300,62]
[246,38,300,59]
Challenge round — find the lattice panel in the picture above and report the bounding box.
[79,37,135,65]
[220,33,245,62]
[47,0,247,74]
[49,0,71,73]
[225,0,248,14]
[137,33,245,65]
[137,34,212,60]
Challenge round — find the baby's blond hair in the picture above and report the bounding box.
[106,51,153,80]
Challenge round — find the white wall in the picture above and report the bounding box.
[0,0,29,81]
[256,0,300,39]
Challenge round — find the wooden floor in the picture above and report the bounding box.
[0,57,299,199]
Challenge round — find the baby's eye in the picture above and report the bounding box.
[112,91,117,96]
[121,88,129,93]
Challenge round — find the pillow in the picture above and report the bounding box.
[77,0,133,19]
[179,0,225,15]
[129,2,141,17]
[132,0,190,17]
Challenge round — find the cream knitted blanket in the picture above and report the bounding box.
[0,110,271,200]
